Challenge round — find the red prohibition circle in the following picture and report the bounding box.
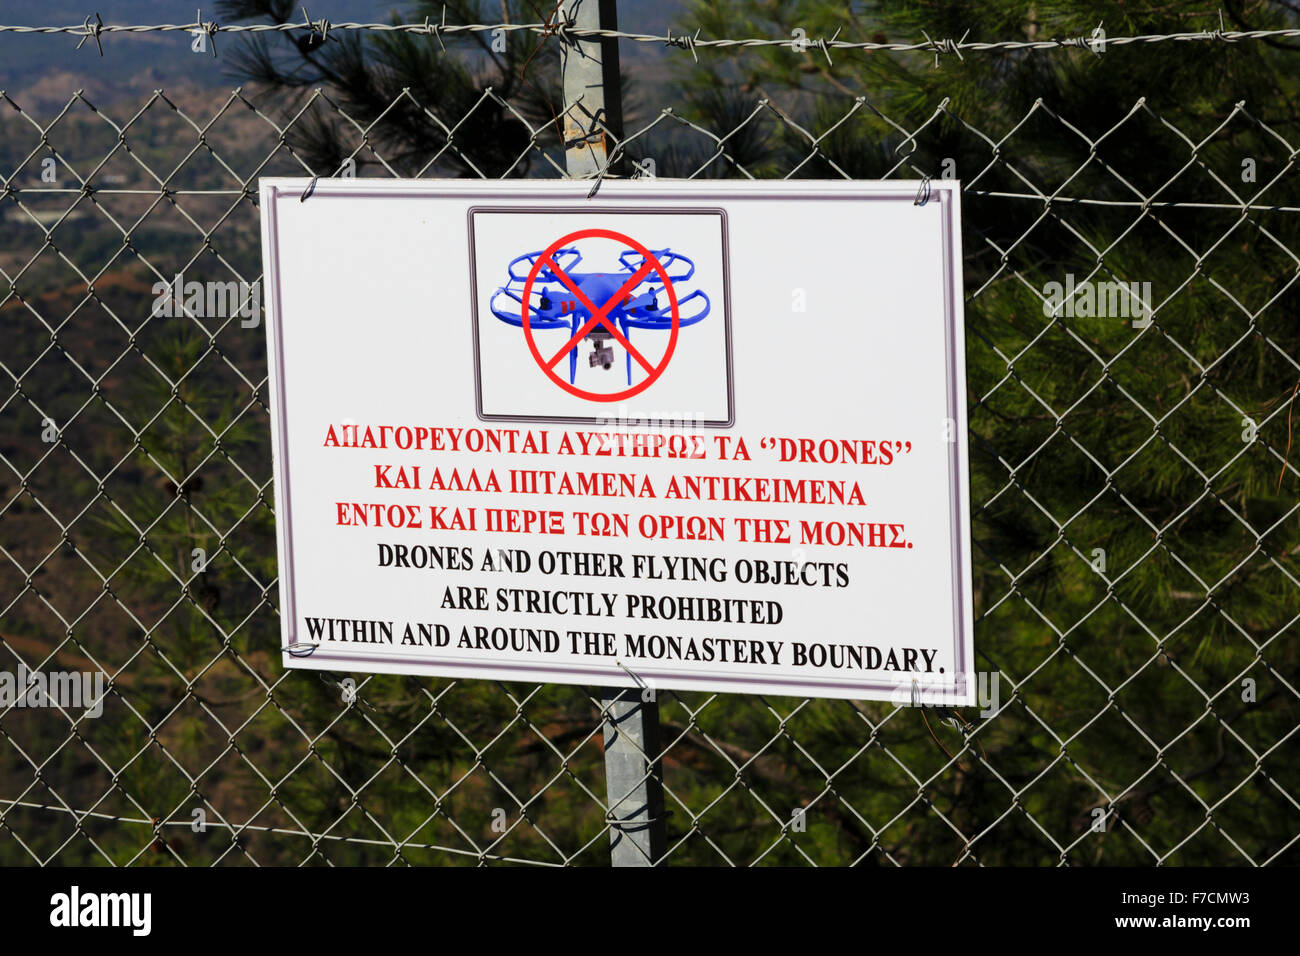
[521,227,680,403]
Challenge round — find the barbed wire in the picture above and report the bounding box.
[1,14,1300,62]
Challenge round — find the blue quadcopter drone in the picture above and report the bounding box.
[488,246,710,385]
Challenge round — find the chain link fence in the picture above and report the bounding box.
[0,14,1298,866]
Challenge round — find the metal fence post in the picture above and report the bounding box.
[558,0,666,866]
[560,0,624,180]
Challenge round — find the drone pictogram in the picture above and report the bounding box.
[488,230,710,399]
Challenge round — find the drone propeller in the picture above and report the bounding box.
[618,248,695,282]
[487,286,572,328]
[623,288,711,330]
[506,247,583,283]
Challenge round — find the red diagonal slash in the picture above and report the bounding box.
[518,227,682,404]
[541,257,658,376]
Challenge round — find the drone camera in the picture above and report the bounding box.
[589,336,614,370]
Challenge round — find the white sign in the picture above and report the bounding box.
[259,178,973,704]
